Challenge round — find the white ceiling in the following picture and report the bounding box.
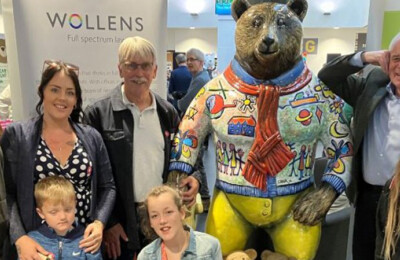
[167,0,370,29]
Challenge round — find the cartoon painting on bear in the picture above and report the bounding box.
[168,0,353,259]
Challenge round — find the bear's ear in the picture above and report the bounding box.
[231,0,252,21]
[287,0,308,22]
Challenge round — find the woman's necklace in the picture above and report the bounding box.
[43,134,75,151]
[42,126,76,165]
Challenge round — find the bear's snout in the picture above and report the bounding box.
[258,35,278,55]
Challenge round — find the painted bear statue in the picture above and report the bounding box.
[168,0,353,259]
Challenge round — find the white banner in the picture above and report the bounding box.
[2,0,167,120]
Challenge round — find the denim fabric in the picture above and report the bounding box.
[137,228,222,260]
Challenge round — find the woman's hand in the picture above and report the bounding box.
[15,235,49,260]
[103,223,129,260]
[79,220,104,254]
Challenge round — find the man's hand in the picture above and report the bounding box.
[363,50,390,74]
[80,220,104,254]
[15,235,49,260]
[292,183,337,226]
[103,223,128,260]
[180,176,200,207]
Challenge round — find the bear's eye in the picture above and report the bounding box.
[277,17,285,27]
[252,17,263,28]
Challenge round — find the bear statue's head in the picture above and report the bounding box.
[232,0,308,80]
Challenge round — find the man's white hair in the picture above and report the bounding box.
[389,32,400,51]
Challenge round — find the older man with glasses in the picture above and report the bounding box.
[177,48,212,211]
[178,48,211,115]
[84,36,200,260]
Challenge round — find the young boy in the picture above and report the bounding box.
[27,176,101,260]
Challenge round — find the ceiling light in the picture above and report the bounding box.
[321,2,334,14]
[186,0,205,15]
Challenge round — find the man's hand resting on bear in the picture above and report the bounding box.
[292,183,338,226]
[167,170,200,207]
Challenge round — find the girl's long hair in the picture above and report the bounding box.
[383,160,400,260]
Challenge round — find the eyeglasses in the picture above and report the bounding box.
[43,59,79,76]
[122,61,154,71]
[187,58,199,62]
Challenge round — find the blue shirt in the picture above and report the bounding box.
[137,228,223,260]
[177,69,211,114]
[362,84,400,185]
[350,52,400,185]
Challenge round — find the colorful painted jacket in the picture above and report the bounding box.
[169,59,353,198]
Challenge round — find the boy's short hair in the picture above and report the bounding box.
[34,176,76,208]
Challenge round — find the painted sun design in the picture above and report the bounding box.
[329,100,344,115]
[237,95,256,112]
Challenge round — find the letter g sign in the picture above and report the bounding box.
[303,38,318,54]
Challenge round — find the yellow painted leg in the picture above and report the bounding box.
[184,193,203,230]
[268,214,321,260]
[206,189,254,256]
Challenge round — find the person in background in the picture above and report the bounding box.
[84,36,200,260]
[177,48,211,211]
[177,48,211,115]
[318,33,400,260]
[27,176,102,260]
[167,54,192,111]
[137,185,222,260]
[0,59,116,260]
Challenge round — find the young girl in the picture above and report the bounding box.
[137,185,222,260]
[376,160,400,260]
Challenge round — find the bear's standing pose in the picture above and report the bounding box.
[169,0,353,259]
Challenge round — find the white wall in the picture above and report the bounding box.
[303,28,367,74]
[367,0,400,50]
[167,0,217,28]
[216,17,235,72]
[0,14,4,34]
[168,26,365,77]
[167,28,217,54]
[385,0,400,10]
[303,0,369,28]
[167,0,370,29]
[0,4,3,34]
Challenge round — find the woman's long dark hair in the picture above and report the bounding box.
[35,61,83,122]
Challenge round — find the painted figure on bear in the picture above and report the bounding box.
[169,0,353,259]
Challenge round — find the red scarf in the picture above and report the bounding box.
[224,64,312,191]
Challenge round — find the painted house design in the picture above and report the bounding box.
[228,116,256,137]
